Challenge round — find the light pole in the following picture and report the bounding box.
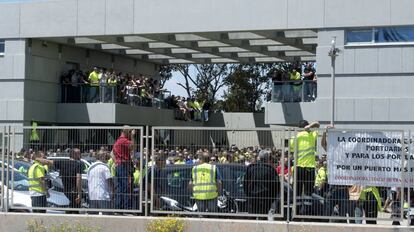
[328,37,340,126]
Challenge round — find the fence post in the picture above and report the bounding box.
[10,127,16,211]
[5,126,10,212]
[1,126,5,212]
[144,126,150,216]
[408,130,412,226]
[292,128,298,220]
[286,128,291,223]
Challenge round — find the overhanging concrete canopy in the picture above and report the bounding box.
[44,30,317,64]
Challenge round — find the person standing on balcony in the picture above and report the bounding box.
[88,67,101,102]
[303,63,317,102]
[107,73,118,103]
[289,67,302,102]
[112,126,136,210]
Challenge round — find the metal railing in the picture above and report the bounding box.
[61,84,171,109]
[272,80,317,103]
[0,125,413,226]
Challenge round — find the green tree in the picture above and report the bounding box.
[158,65,174,89]
[222,63,291,112]
[169,64,228,104]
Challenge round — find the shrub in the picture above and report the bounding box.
[27,219,101,232]
[146,217,185,232]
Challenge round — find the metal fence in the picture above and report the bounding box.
[1,126,144,214]
[0,125,413,225]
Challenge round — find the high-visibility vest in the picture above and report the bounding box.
[88,71,100,86]
[315,166,327,187]
[18,166,27,174]
[360,186,382,211]
[107,78,117,86]
[290,71,301,81]
[30,121,40,142]
[107,158,116,176]
[174,160,185,165]
[192,163,218,200]
[290,130,318,168]
[28,162,46,194]
[133,169,140,186]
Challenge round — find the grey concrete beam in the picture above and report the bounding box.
[255,31,317,53]
[142,34,245,63]
[196,32,295,62]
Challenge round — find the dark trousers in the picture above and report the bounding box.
[363,192,378,224]
[65,191,80,214]
[31,195,47,213]
[89,200,113,215]
[115,163,131,210]
[196,199,218,213]
[247,198,274,214]
[296,167,315,197]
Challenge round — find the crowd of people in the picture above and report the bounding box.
[61,67,211,121]
[61,67,166,108]
[270,63,317,102]
[17,122,413,224]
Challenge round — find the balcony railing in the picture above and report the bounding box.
[61,84,171,108]
[271,80,317,102]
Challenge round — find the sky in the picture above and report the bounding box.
[163,67,228,99]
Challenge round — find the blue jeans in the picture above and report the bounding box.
[115,163,131,210]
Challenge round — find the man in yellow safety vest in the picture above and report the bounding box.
[30,121,40,151]
[290,120,320,197]
[88,67,101,102]
[28,151,48,213]
[189,152,222,213]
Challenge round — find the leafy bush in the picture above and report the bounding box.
[27,219,101,232]
[146,217,185,232]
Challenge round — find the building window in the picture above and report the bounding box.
[347,26,414,44]
[347,30,373,43]
[0,39,4,55]
[375,27,414,43]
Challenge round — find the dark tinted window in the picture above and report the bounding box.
[347,30,372,43]
[0,39,4,54]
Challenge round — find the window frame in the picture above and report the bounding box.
[0,39,4,56]
[346,26,414,47]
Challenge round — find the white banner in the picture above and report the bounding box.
[327,130,413,187]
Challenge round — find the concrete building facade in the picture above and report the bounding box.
[0,0,413,130]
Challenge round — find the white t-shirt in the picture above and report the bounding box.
[87,161,112,201]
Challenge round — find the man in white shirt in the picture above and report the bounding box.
[88,151,114,215]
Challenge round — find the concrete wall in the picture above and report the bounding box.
[56,103,202,127]
[0,39,26,126]
[0,37,158,127]
[1,0,414,38]
[0,214,412,232]
[265,28,414,129]
[22,38,156,125]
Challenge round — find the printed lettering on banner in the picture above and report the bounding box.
[327,130,414,187]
